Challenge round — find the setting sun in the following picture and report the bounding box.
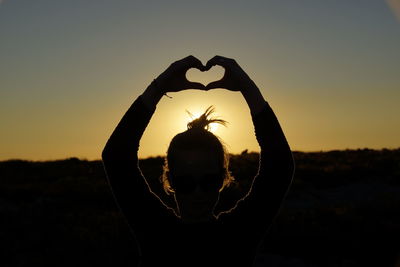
[137,90,260,158]
[185,109,223,133]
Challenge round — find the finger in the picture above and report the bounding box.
[186,81,206,90]
[205,79,225,90]
[205,56,220,69]
[205,55,231,70]
[183,55,206,71]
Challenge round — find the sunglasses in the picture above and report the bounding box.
[170,172,224,194]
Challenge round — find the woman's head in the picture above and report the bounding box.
[160,106,234,221]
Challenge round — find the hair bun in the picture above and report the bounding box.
[186,106,227,131]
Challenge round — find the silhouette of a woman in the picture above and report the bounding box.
[102,55,295,267]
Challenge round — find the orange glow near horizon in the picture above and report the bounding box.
[137,89,261,159]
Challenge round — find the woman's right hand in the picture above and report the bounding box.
[155,55,207,93]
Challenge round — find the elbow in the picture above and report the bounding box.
[288,154,295,177]
[101,148,110,162]
[275,153,295,185]
[282,148,295,183]
[101,137,121,161]
[284,148,295,175]
[283,144,295,175]
[263,144,295,168]
[102,142,138,163]
[275,148,296,177]
[102,141,115,162]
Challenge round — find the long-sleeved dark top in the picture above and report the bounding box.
[102,94,295,267]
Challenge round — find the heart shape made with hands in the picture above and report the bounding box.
[186,65,225,86]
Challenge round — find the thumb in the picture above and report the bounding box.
[205,79,225,90]
[186,81,206,90]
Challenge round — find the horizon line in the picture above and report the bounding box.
[1,147,399,162]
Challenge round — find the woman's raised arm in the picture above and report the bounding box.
[102,56,207,226]
[205,55,295,230]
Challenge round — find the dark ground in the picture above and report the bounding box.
[1,148,399,267]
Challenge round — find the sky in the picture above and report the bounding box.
[1,0,399,161]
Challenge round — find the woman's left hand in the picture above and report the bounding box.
[204,55,255,92]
